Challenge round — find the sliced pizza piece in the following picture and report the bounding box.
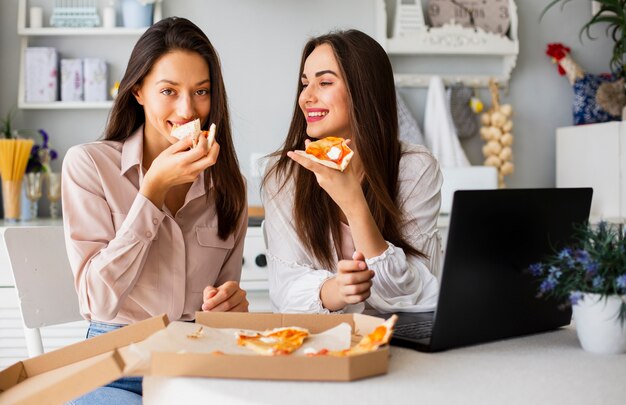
[171,118,201,142]
[294,136,354,172]
[350,314,397,354]
[307,315,397,357]
[237,326,310,356]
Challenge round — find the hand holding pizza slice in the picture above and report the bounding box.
[293,136,354,172]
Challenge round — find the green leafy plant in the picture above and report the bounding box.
[0,109,16,139]
[541,0,626,79]
[528,221,626,324]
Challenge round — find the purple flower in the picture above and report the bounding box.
[26,129,57,173]
[540,276,558,293]
[592,276,604,289]
[558,248,572,260]
[548,266,562,279]
[38,129,49,148]
[574,249,590,264]
[584,260,599,276]
[569,291,583,306]
[529,263,543,276]
[616,274,626,291]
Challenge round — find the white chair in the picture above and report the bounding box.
[2,226,83,357]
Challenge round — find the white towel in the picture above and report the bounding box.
[424,76,470,167]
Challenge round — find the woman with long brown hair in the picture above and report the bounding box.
[62,17,247,403]
[263,29,441,314]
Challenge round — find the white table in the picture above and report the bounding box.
[143,325,626,405]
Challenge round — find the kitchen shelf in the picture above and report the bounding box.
[16,0,147,110]
[386,0,519,88]
[18,100,114,110]
[18,27,147,36]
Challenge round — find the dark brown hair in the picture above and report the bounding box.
[105,17,245,239]
[264,29,423,269]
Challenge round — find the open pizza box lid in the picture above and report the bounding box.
[0,314,168,405]
[149,312,390,382]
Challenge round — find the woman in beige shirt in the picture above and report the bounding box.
[62,18,247,404]
[263,30,442,314]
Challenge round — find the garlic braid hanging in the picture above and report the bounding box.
[480,80,514,188]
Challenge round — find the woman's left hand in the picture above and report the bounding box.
[201,281,249,312]
[287,140,363,214]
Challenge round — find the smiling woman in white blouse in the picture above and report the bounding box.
[262,29,442,314]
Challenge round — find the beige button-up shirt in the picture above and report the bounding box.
[62,127,247,324]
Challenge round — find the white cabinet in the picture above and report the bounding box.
[556,121,626,222]
[17,0,146,109]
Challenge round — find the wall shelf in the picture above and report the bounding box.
[18,100,114,110]
[385,0,519,88]
[18,27,147,36]
[16,0,146,110]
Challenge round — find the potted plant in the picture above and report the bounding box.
[0,109,16,139]
[528,221,626,354]
[542,1,625,79]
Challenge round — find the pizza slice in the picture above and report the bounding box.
[237,326,310,356]
[171,119,217,149]
[171,118,201,145]
[306,315,398,357]
[294,136,354,171]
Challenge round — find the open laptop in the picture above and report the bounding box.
[373,188,593,352]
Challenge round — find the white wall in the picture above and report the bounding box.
[0,0,615,211]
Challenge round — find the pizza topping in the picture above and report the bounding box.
[186,326,204,339]
[294,136,354,171]
[237,326,310,356]
[326,146,342,161]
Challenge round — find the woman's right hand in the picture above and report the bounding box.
[321,251,375,311]
[140,136,220,207]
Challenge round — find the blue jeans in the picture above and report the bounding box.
[66,321,142,405]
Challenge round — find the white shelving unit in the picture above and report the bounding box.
[16,0,146,110]
[385,0,519,88]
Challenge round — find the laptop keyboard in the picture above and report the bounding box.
[393,320,433,340]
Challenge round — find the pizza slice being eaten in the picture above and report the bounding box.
[237,326,310,356]
[294,136,354,171]
[171,118,217,149]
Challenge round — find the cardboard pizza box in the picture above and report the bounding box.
[150,312,390,382]
[0,314,168,405]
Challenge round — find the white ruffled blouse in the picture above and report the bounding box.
[262,142,443,314]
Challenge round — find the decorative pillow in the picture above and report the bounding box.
[572,73,621,125]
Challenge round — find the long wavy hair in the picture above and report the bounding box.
[263,29,423,270]
[105,17,245,239]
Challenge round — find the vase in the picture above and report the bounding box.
[572,292,626,354]
[1,179,22,221]
[121,0,153,28]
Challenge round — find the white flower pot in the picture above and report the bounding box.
[572,293,626,354]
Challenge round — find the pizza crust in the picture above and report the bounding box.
[171,118,201,141]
